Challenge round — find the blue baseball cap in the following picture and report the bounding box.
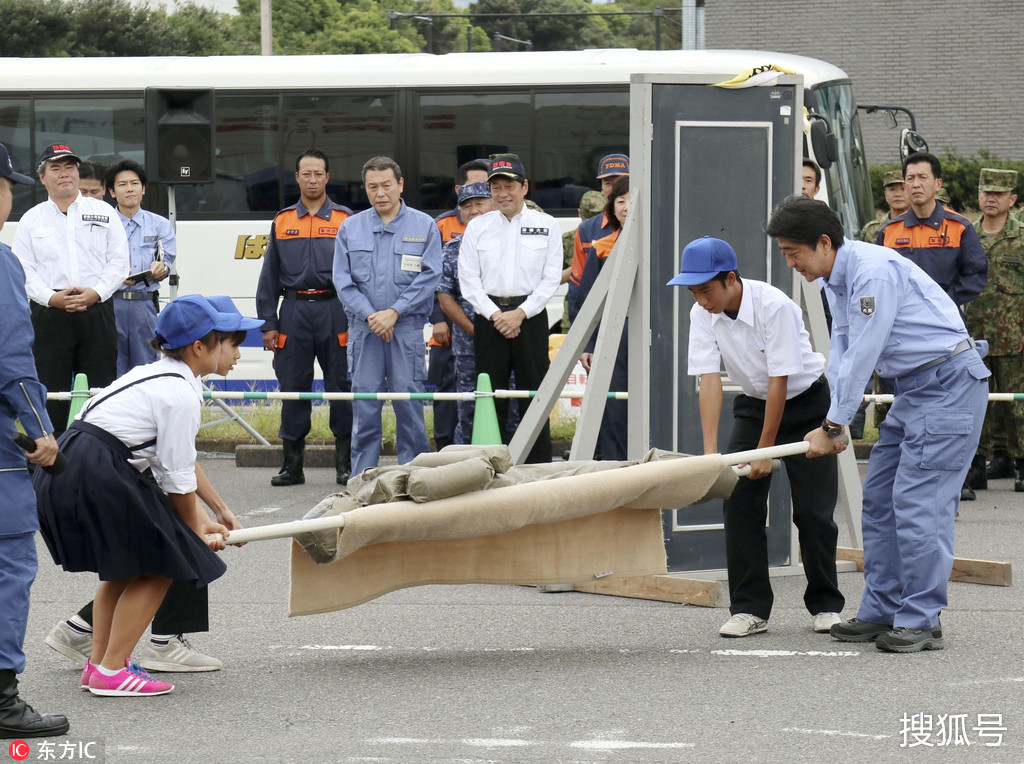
[156,294,245,349]
[206,295,264,333]
[666,237,739,286]
[457,181,491,205]
[596,153,629,179]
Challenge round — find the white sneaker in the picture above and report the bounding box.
[45,620,92,665]
[719,613,768,638]
[812,612,842,633]
[138,634,223,673]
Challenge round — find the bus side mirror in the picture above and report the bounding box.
[809,119,838,169]
[900,128,928,159]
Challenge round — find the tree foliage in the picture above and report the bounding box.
[0,0,688,57]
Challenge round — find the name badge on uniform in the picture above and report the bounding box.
[860,296,876,316]
[895,237,910,246]
[401,255,422,273]
[143,235,158,243]
[403,236,427,243]
[520,227,548,236]
[81,214,109,224]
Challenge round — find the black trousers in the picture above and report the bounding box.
[723,377,844,619]
[428,343,457,450]
[30,300,117,434]
[473,309,551,463]
[77,581,209,635]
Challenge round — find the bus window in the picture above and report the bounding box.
[417,91,530,212]
[0,99,32,216]
[532,90,629,212]
[176,94,277,215]
[282,93,396,211]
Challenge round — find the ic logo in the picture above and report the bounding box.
[180,167,191,178]
[8,740,29,760]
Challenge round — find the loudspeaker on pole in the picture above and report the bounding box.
[145,87,215,185]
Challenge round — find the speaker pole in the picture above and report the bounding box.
[167,186,179,299]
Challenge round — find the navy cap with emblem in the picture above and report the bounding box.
[666,236,739,286]
[0,143,34,186]
[37,143,81,167]
[596,154,630,179]
[457,181,492,205]
[488,154,527,182]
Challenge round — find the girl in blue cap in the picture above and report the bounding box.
[34,294,261,697]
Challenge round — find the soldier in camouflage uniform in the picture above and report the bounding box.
[862,170,910,429]
[560,191,605,331]
[860,169,909,242]
[964,168,1024,490]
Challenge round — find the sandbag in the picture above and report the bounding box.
[295,493,363,564]
[406,457,496,503]
[409,444,514,474]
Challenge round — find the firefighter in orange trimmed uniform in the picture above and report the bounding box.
[257,149,353,486]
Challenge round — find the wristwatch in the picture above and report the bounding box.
[821,419,843,439]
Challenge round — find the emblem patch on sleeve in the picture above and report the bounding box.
[860,296,875,316]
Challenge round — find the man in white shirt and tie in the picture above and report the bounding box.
[458,154,563,463]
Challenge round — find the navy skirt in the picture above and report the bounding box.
[34,421,226,587]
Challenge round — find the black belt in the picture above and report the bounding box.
[899,338,975,379]
[282,288,336,301]
[115,291,154,301]
[488,294,528,309]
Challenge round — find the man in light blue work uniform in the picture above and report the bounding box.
[333,156,441,476]
[0,142,70,737]
[105,159,175,376]
[767,195,989,653]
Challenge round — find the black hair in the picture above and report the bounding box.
[296,149,329,173]
[78,161,105,182]
[764,194,845,250]
[709,269,741,286]
[362,156,402,183]
[217,329,247,346]
[802,158,821,187]
[604,175,630,232]
[104,158,147,193]
[149,330,218,358]
[456,159,490,186]
[902,152,942,179]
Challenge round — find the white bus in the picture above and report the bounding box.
[0,49,873,387]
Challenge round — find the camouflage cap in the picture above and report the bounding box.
[524,199,544,213]
[578,190,606,220]
[979,167,1018,192]
[936,187,951,204]
[882,169,904,187]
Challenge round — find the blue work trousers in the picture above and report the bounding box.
[348,319,429,475]
[0,533,36,673]
[114,296,159,377]
[274,298,352,443]
[858,350,989,629]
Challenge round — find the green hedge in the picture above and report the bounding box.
[869,150,1024,217]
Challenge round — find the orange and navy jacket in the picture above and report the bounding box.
[255,199,351,333]
[567,212,615,321]
[580,228,621,353]
[877,202,987,306]
[434,209,466,244]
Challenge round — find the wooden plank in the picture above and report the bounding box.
[574,575,728,607]
[836,547,1012,587]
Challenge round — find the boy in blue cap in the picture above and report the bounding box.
[668,236,844,638]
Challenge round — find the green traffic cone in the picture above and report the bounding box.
[471,373,503,445]
[67,373,90,428]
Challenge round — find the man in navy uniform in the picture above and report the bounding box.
[768,195,989,653]
[258,149,354,486]
[0,141,70,738]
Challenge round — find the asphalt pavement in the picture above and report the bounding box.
[15,455,1024,764]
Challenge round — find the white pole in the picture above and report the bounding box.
[260,0,272,56]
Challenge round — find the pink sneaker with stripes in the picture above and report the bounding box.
[87,662,174,697]
[80,659,96,690]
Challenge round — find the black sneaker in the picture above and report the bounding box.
[829,618,893,642]
[987,451,1014,479]
[876,624,944,653]
[960,483,975,501]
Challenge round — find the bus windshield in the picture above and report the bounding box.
[808,80,873,237]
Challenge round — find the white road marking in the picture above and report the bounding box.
[299,644,383,651]
[570,740,695,750]
[712,649,860,657]
[244,506,282,516]
[949,675,1024,686]
[462,739,531,747]
[783,727,890,740]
